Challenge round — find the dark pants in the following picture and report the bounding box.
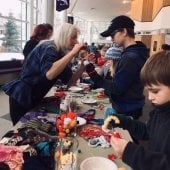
[9,97,29,125]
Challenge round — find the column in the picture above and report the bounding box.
[26,0,34,40]
[46,0,54,25]
[61,10,68,23]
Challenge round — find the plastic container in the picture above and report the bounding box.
[54,137,79,170]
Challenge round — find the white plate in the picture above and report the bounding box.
[79,83,89,86]
[80,156,118,170]
[68,86,83,93]
[81,98,97,104]
[91,88,104,93]
[77,117,87,127]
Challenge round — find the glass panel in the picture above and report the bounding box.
[33,0,38,8]
[0,0,28,61]
[33,8,37,24]
[0,0,22,20]
[0,17,21,52]
[21,1,27,21]
[0,0,41,61]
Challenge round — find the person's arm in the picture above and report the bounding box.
[67,64,86,87]
[103,114,149,140]
[85,63,121,94]
[111,132,170,170]
[67,53,95,87]
[86,55,142,96]
[123,139,170,170]
[46,43,84,80]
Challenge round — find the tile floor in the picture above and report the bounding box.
[0,89,12,138]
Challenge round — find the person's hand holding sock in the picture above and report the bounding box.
[86,63,98,77]
[102,114,128,132]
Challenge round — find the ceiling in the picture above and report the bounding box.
[67,0,132,22]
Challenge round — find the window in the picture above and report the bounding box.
[0,0,41,61]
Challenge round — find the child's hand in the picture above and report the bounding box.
[110,135,129,158]
[86,63,95,74]
[79,53,95,66]
[86,53,95,62]
[102,115,122,133]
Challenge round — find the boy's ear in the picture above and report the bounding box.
[123,28,128,36]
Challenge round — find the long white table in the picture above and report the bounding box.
[51,87,132,170]
[9,87,132,170]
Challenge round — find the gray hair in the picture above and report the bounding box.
[52,23,80,53]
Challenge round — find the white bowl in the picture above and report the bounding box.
[80,156,118,170]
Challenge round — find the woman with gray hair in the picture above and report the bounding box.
[2,23,85,125]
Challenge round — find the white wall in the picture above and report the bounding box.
[135,6,170,32]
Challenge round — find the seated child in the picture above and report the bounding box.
[98,45,123,79]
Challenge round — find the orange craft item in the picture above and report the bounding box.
[56,112,77,138]
[67,112,76,119]
[60,113,67,121]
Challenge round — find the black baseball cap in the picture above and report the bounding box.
[100,15,135,37]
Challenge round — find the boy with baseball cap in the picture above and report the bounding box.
[86,15,148,119]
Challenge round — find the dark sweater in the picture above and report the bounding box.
[89,41,148,113]
[23,39,39,59]
[122,102,170,170]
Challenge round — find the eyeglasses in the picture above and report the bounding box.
[110,29,121,38]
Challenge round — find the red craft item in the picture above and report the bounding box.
[112,132,122,138]
[108,153,117,161]
[54,91,66,98]
[97,91,106,99]
[97,57,106,66]
[78,124,111,142]
[60,114,67,121]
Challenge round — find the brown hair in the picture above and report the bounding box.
[140,51,170,86]
[116,28,135,38]
[30,24,49,41]
[43,23,53,39]
[44,23,53,31]
[126,28,135,38]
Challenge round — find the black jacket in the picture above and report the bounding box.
[23,39,39,59]
[122,102,170,170]
[90,41,148,113]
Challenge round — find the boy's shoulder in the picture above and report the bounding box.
[149,102,170,117]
